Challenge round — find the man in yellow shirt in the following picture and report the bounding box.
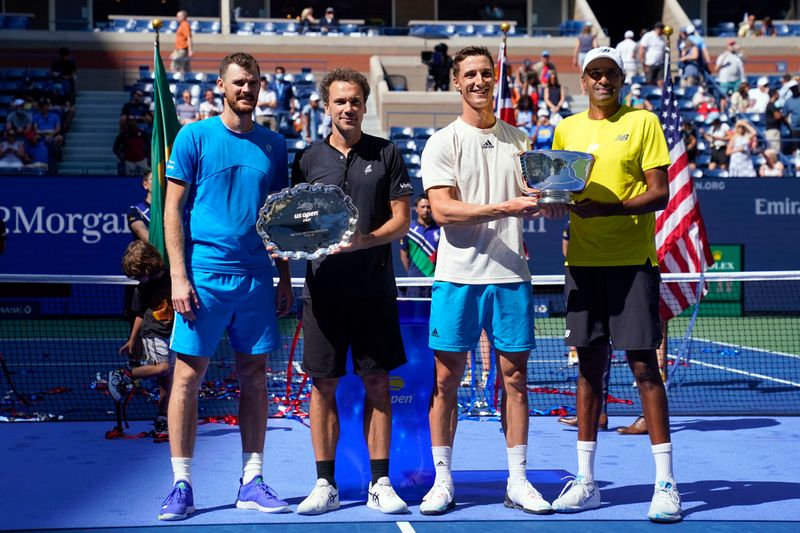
[549,47,681,523]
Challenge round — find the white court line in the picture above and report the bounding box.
[668,355,800,388]
[396,521,416,533]
[694,337,800,360]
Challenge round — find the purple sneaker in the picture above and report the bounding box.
[235,476,291,513]
[158,480,195,521]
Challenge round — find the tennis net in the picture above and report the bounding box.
[1,271,798,422]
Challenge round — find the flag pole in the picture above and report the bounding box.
[500,21,510,46]
[152,18,163,48]
[662,25,672,85]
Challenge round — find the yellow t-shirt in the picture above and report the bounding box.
[552,105,670,266]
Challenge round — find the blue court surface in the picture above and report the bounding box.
[1,416,798,532]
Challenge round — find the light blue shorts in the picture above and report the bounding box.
[428,281,535,353]
[170,270,280,357]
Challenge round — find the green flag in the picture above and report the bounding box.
[149,33,181,262]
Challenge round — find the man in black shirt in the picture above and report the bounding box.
[765,88,785,153]
[291,68,412,515]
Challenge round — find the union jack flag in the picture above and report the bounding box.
[655,73,714,319]
[494,40,515,125]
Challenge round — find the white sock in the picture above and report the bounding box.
[507,445,527,483]
[652,442,674,482]
[242,452,263,484]
[432,446,453,485]
[577,440,597,481]
[171,457,192,485]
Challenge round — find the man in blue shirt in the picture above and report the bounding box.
[268,65,295,130]
[781,84,800,155]
[160,52,293,520]
[399,193,440,297]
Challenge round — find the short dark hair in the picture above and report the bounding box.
[452,46,494,76]
[319,68,371,104]
[415,193,429,206]
[274,65,285,74]
[121,240,165,278]
[219,52,260,79]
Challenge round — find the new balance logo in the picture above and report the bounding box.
[481,139,494,149]
[431,328,440,338]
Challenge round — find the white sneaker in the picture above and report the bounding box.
[420,480,455,515]
[647,480,682,523]
[296,479,339,515]
[367,477,408,514]
[504,477,553,514]
[552,476,601,513]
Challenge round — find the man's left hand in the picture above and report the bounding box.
[538,203,570,219]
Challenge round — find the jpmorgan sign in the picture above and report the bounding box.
[0,206,128,244]
[0,175,143,275]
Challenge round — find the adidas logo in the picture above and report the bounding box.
[521,460,527,466]
[431,328,440,338]
[436,460,446,466]
[481,139,494,149]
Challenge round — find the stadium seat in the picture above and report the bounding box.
[386,75,407,91]
[476,24,499,37]
[701,168,729,178]
[2,68,26,80]
[408,167,422,179]
[236,21,255,34]
[715,21,736,37]
[5,15,31,29]
[286,139,308,152]
[402,153,421,168]
[695,153,712,167]
[393,139,417,153]
[413,127,435,140]
[389,127,413,140]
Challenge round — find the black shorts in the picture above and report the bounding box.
[645,64,664,86]
[300,296,407,378]
[710,146,728,166]
[565,264,662,351]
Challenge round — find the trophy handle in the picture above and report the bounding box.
[514,151,540,197]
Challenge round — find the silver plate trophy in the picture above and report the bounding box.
[515,150,595,204]
[256,182,358,260]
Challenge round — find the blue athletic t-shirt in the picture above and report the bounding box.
[166,116,288,274]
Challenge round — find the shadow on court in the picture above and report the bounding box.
[599,480,800,516]
[449,469,572,508]
[670,418,780,432]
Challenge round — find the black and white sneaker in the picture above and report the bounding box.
[108,369,133,402]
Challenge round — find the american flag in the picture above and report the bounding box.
[655,74,715,320]
[493,40,515,125]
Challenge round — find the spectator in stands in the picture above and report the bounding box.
[765,89,785,152]
[51,47,77,104]
[760,16,777,37]
[428,43,453,92]
[701,112,731,170]
[781,83,800,155]
[32,100,63,160]
[678,38,701,87]
[171,10,193,74]
[269,66,295,130]
[696,93,720,117]
[777,75,796,107]
[319,7,340,34]
[127,171,152,242]
[482,3,504,20]
[6,99,32,134]
[516,58,539,99]
[726,120,758,177]
[759,148,785,176]
[23,130,51,173]
[114,119,150,176]
[0,128,25,169]
[747,77,770,113]
[301,92,324,143]
[120,89,153,132]
[715,40,746,96]
[684,25,710,78]
[255,76,278,130]
[543,71,567,118]
[730,81,752,115]
[738,14,757,37]
[532,50,556,88]
[198,88,223,119]
[515,94,534,135]
[624,83,652,110]
[299,7,317,32]
[640,22,666,87]
[616,30,640,84]
[176,90,199,125]
[531,109,555,149]
[573,23,598,73]
[399,193,440,298]
[681,120,698,169]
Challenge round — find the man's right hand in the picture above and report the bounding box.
[502,195,542,218]
[172,275,200,321]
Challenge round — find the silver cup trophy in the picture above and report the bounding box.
[515,150,595,204]
[256,182,358,260]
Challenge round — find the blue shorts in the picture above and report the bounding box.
[170,270,280,357]
[428,281,535,353]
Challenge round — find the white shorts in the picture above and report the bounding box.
[142,337,176,366]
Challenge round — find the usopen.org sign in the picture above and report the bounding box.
[0,175,143,275]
